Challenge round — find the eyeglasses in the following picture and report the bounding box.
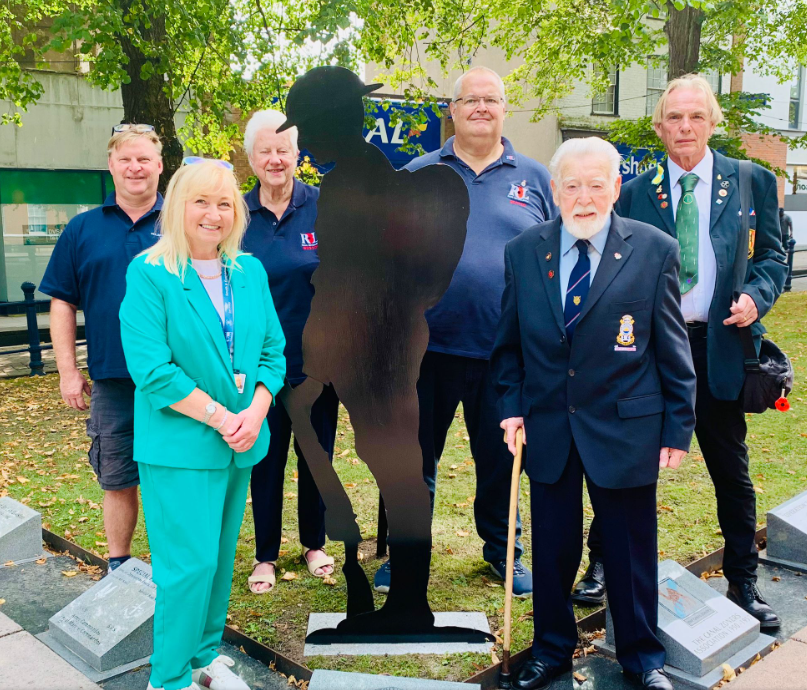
[182,156,234,171]
[111,123,155,135]
[453,96,504,109]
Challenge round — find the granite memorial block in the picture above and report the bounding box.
[765,490,807,570]
[0,496,44,564]
[309,670,480,689]
[47,558,155,672]
[597,561,775,688]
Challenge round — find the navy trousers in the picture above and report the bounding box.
[250,384,339,563]
[588,328,758,583]
[530,443,664,673]
[418,350,523,564]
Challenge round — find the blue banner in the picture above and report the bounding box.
[363,101,443,169]
[614,143,665,183]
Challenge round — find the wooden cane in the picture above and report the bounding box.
[499,427,524,689]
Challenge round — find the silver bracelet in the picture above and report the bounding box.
[213,410,230,432]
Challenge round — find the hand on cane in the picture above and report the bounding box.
[500,417,526,456]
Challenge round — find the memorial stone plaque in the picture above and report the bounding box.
[47,558,155,672]
[0,496,44,563]
[766,490,807,570]
[598,560,772,686]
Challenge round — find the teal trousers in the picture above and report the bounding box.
[139,461,251,690]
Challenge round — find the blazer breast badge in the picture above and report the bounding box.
[615,314,637,352]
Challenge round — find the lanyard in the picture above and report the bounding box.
[220,269,235,365]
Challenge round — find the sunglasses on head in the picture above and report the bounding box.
[111,123,155,135]
[182,156,234,171]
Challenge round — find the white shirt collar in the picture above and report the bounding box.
[667,148,713,189]
[561,214,611,257]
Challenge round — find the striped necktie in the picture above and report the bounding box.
[564,239,590,343]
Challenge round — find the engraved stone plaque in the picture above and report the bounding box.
[766,490,807,570]
[0,496,43,563]
[47,558,155,671]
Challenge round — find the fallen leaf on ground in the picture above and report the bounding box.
[573,671,588,683]
[772,576,781,582]
[15,476,29,484]
[491,651,500,665]
[35,558,46,565]
[0,599,5,606]
[281,571,298,581]
[456,530,470,537]
[721,664,736,681]
[280,537,289,544]
[322,576,337,586]
[344,482,357,488]
[62,571,78,578]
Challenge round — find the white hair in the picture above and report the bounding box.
[243,109,299,158]
[548,137,623,184]
[453,66,506,103]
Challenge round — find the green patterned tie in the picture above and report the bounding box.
[676,172,699,294]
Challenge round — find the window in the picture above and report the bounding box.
[646,59,668,116]
[703,69,721,96]
[790,68,803,129]
[0,170,109,301]
[592,66,619,115]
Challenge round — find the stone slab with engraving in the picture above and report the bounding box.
[763,490,807,571]
[45,558,155,673]
[595,560,776,689]
[0,496,45,564]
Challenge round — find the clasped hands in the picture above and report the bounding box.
[210,399,271,453]
[500,417,687,469]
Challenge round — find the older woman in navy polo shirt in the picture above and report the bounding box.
[242,109,337,593]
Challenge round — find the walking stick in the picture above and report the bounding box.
[499,426,524,690]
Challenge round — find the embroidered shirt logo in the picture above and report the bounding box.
[300,232,318,250]
[507,180,530,204]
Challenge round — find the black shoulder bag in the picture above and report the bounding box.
[735,160,794,413]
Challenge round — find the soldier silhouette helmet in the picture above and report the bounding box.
[278,66,382,162]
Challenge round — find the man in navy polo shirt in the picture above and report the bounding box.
[40,126,163,572]
[374,66,557,597]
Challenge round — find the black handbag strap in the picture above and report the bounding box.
[735,160,759,371]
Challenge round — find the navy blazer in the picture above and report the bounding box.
[491,213,696,490]
[616,149,787,401]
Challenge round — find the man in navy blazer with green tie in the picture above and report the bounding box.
[578,75,788,631]
[492,137,696,690]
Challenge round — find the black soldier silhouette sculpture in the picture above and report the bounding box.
[277,66,490,643]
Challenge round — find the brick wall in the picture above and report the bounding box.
[740,134,788,207]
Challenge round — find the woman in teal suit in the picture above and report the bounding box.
[120,159,286,690]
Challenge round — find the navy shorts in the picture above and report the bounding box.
[86,378,138,491]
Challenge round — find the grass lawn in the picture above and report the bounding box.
[1,291,805,681]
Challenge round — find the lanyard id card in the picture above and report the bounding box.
[220,270,245,394]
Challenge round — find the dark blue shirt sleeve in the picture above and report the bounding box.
[40,220,81,306]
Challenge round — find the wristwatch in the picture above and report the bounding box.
[203,401,218,426]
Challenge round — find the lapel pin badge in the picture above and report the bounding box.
[716,199,723,205]
[717,174,722,180]
[548,270,555,279]
[661,201,669,208]
[721,180,730,189]
[545,252,552,261]
[614,252,622,260]
[656,185,663,194]
[719,189,728,197]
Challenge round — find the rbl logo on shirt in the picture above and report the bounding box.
[507,180,530,206]
[300,232,318,250]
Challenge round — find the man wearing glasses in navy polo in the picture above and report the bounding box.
[40,124,164,572]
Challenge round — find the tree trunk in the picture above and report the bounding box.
[665,2,705,80]
[117,1,183,191]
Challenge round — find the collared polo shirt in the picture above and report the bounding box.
[40,193,163,381]
[406,136,557,359]
[242,178,320,385]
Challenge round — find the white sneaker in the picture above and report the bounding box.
[147,683,201,690]
[192,655,250,690]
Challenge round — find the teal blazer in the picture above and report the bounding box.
[120,254,286,470]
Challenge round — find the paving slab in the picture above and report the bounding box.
[727,639,807,689]
[0,628,101,689]
[791,625,807,645]
[0,611,22,638]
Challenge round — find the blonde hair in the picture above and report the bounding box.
[652,74,724,127]
[145,160,248,278]
[107,129,163,157]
